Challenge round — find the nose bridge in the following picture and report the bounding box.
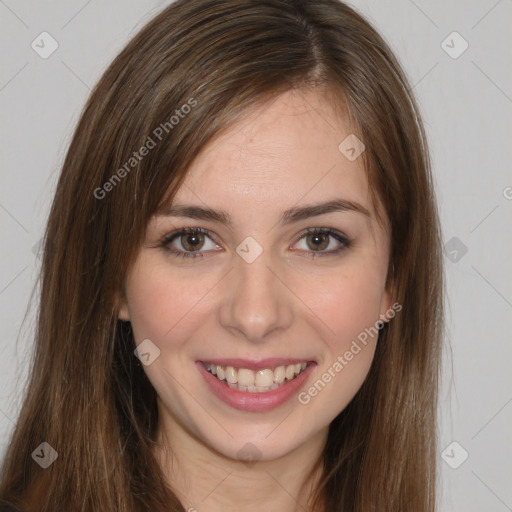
[218,247,293,342]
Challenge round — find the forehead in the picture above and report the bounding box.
[166,89,375,222]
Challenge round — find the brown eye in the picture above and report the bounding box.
[294,228,351,257]
[181,231,205,252]
[305,232,330,251]
[160,227,220,260]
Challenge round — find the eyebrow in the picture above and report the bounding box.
[157,198,370,227]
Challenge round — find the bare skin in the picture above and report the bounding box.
[118,88,392,511]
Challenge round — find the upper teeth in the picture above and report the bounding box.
[205,362,308,387]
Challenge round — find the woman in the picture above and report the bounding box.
[0,0,444,510]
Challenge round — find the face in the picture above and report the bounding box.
[118,89,392,462]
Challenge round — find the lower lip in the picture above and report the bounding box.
[196,361,316,412]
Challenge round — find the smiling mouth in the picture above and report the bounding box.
[202,362,309,393]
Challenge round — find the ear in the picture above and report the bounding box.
[379,286,393,319]
[116,289,131,321]
[378,265,396,322]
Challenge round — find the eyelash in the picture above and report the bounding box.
[159,227,351,260]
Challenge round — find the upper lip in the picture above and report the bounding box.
[198,358,315,371]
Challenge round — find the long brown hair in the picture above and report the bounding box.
[0,1,443,510]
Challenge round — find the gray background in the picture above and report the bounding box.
[1,0,511,510]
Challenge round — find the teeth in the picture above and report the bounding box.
[205,362,309,392]
[274,366,285,383]
[238,368,255,387]
[225,366,237,384]
[255,369,274,387]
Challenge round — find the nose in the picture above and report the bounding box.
[217,249,294,343]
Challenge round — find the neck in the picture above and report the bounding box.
[153,412,327,511]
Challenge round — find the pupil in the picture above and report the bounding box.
[183,233,203,251]
[308,233,328,251]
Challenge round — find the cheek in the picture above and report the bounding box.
[296,271,385,412]
[330,279,382,333]
[124,259,211,345]
[301,264,387,346]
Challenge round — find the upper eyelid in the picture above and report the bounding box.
[163,227,220,244]
[162,226,349,249]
